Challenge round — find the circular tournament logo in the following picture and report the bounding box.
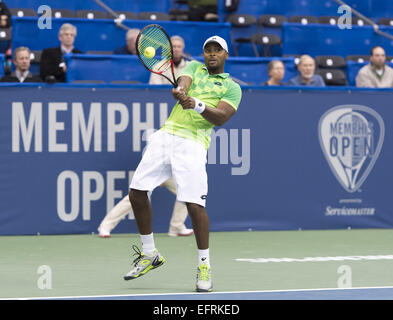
[318,105,385,193]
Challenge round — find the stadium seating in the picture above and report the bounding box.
[251,34,282,57]
[226,57,297,85]
[288,16,319,25]
[11,17,233,57]
[222,1,393,59]
[66,55,297,86]
[315,55,346,69]
[227,0,338,18]
[225,0,393,19]
[75,10,108,20]
[0,28,11,53]
[258,14,287,28]
[226,14,258,56]
[71,80,106,84]
[282,24,393,57]
[378,18,393,27]
[137,12,171,21]
[318,16,339,25]
[7,0,393,22]
[315,56,348,85]
[29,50,41,75]
[65,54,150,84]
[3,0,393,87]
[110,80,142,84]
[0,54,4,77]
[256,14,285,48]
[114,11,138,20]
[86,51,113,55]
[317,69,347,86]
[346,55,370,63]
[352,16,372,26]
[51,9,76,19]
[346,60,367,86]
[9,8,37,17]
[7,0,171,13]
[191,56,297,85]
[368,0,393,19]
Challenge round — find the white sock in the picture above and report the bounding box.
[140,233,156,256]
[198,248,210,266]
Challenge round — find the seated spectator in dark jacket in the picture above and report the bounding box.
[261,60,286,86]
[0,1,11,28]
[113,28,140,55]
[288,55,325,86]
[40,23,82,82]
[1,47,41,82]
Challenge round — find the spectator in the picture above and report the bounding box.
[1,47,41,82]
[40,23,82,82]
[97,177,193,238]
[356,46,393,88]
[261,60,285,86]
[113,28,140,55]
[149,35,188,84]
[288,55,325,86]
[0,1,11,28]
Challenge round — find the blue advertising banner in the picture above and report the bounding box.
[1,85,393,235]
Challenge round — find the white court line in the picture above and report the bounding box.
[236,254,393,263]
[4,286,393,300]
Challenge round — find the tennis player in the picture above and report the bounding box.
[124,35,242,292]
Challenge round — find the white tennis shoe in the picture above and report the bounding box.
[196,263,213,292]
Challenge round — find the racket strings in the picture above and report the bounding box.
[138,26,172,73]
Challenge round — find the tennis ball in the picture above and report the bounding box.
[144,46,155,59]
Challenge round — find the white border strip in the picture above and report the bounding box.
[3,286,393,300]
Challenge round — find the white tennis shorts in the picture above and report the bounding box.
[130,130,208,207]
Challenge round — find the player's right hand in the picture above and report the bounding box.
[172,87,186,101]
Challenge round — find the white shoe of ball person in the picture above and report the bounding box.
[98,227,111,238]
[168,228,194,237]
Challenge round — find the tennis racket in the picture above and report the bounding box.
[136,24,178,87]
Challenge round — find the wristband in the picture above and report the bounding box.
[193,98,206,114]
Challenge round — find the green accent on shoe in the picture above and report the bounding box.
[124,245,165,280]
[196,263,213,292]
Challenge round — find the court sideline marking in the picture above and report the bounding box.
[4,286,393,300]
[236,254,393,263]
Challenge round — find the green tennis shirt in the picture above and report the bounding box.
[161,60,242,149]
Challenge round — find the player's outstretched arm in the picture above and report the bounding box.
[179,97,236,126]
[201,101,236,126]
